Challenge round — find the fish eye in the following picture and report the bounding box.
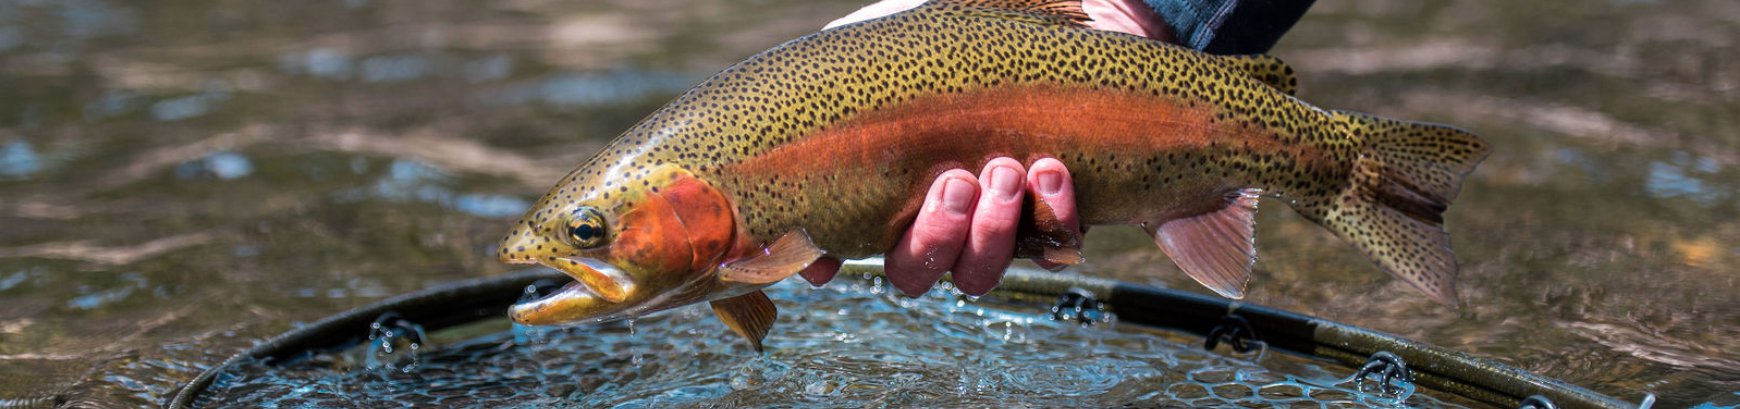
[565,207,609,249]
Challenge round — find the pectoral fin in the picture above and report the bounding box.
[1153,189,1261,298]
[710,290,778,352]
[719,230,826,285]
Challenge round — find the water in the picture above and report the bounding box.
[0,0,1735,407]
[203,278,1459,407]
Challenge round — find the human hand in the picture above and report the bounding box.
[883,158,1081,296]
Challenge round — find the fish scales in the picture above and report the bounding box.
[496,0,1488,342]
[559,6,1336,252]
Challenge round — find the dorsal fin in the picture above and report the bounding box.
[1214,54,1299,95]
[922,0,1091,27]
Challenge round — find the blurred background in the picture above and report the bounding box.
[0,0,1735,407]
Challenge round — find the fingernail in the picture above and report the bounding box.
[990,166,1020,201]
[942,178,974,215]
[1035,170,1063,196]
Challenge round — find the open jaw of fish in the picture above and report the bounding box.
[493,0,1490,353]
[499,165,826,352]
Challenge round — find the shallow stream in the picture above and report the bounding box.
[0,0,1735,407]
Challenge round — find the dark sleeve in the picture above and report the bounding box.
[1142,0,1316,54]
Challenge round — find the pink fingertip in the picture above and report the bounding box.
[887,170,977,297]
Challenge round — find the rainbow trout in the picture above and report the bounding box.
[497,0,1488,350]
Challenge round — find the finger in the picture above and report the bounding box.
[951,158,1027,296]
[1028,157,1082,241]
[1023,155,1078,268]
[886,169,978,297]
[824,0,928,29]
[1083,0,1178,42]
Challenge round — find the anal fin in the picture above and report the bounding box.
[710,290,778,352]
[720,230,825,285]
[1153,189,1261,298]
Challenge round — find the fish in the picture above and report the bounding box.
[495,0,1489,352]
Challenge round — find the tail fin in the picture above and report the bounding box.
[1317,111,1489,305]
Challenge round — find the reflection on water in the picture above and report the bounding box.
[280,48,356,80]
[174,151,251,180]
[0,140,39,178]
[530,69,699,107]
[1646,152,1725,205]
[343,158,532,218]
[0,0,1736,407]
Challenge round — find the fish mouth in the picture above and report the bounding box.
[509,280,606,325]
[509,257,638,325]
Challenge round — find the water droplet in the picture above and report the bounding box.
[365,314,426,375]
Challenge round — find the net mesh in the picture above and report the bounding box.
[200,275,1460,408]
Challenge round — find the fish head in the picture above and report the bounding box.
[497,166,739,325]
